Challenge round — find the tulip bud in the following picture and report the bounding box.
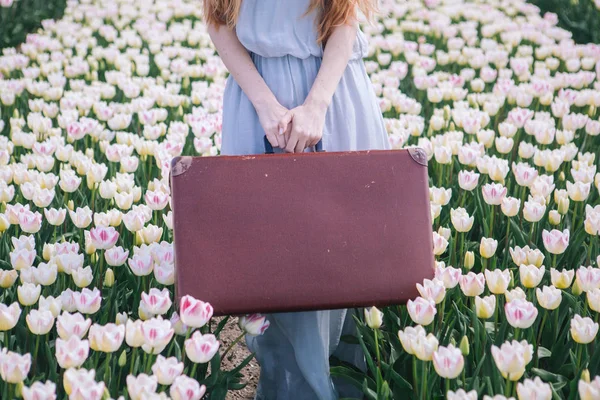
[67,200,74,211]
[582,369,590,383]
[438,226,451,241]
[558,198,569,215]
[510,269,515,289]
[459,335,470,356]
[116,312,128,326]
[364,306,383,329]
[589,106,596,118]
[104,268,115,288]
[42,243,54,261]
[480,237,498,258]
[380,381,391,398]
[0,214,9,232]
[549,210,561,226]
[558,171,565,182]
[443,105,451,122]
[118,349,127,367]
[572,279,583,296]
[464,251,474,269]
[135,231,143,246]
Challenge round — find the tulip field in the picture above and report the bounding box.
[1,0,600,399]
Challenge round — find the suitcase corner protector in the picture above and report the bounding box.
[407,147,428,166]
[171,156,193,177]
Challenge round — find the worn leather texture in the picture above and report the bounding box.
[170,148,435,316]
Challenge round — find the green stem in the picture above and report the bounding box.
[459,232,464,267]
[104,352,112,384]
[413,357,418,398]
[129,347,138,375]
[190,363,198,379]
[91,187,96,212]
[437,297,446,335]
[459,191,466,208]
[421,360,427,400]
[494,297,499,338]
[145,351,154,373]
[445,378,450,397]
[554,309,559,339]
[505,379,512,397]
[490,205,495,237]
[535,311,548,367]
[166,337,176,357]
[503,219,511,264]
[32,334,41,375]
[98,250,104,289]
[450,230,458,267]
[374,328,381,369]
[221,332,245,360]
[576,343,584,373]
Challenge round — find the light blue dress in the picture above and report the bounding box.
[219,1,392,399]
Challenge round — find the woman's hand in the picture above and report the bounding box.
[275,21,357,153]
[255,98,291,149]
[206,23,291,149]
[278,99,328,153]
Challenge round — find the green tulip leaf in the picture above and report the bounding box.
[531,367,567,384]
[537,346,552,359]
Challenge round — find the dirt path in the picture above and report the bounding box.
[215,316,259,400]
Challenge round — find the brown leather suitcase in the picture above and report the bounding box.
[169,136,435,316]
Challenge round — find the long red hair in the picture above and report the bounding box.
[203,0,378,45]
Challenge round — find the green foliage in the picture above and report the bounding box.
[0,0,67,50]
[530,0,600,44]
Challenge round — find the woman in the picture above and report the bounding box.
[203,0,391,399]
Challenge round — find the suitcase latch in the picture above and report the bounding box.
[171,156,193,177]
[407,147,428,166]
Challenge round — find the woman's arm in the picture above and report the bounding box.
[207,23,289,149]
[279,20,359,153]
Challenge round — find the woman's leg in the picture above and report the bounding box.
[247,310,344,400]
[330,308,367,398]
[247,312,324,400]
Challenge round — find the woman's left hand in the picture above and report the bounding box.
[278,100,328,153]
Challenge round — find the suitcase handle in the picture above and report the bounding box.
[263,135,324,154]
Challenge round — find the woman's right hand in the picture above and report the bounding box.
[255,98,291,149]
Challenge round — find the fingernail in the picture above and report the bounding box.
[278,127,283,135]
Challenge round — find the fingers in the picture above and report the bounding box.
[277,111,293,149]
[307,133,321,148]
[284,128,298,153]
[294,136,308,153]
[265,131,279,149]
[263,110,288,149]
[278,110,293,133]
[286,128,310,153]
